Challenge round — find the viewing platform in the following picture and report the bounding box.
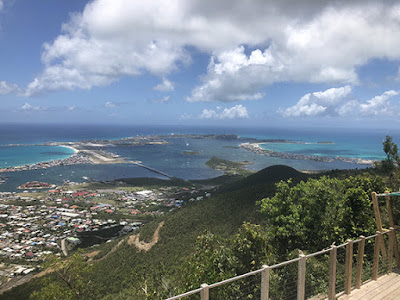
[338,269,400,300]
[165,192,400,300]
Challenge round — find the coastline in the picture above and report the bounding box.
[60,145,79,154]
[0,134,377,175]
[0,145,82,172]
[240,142,375,165]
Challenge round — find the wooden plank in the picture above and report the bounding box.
[388,228,394,274]
[373,192,384,232]
[372,192,387,260]
[374,275,400,300]
[328,245,337,300]
[355,236,365,289]
[372,232,381,280]
[297,254,306,300]
[383,284,400,300]
[200,283,209,300]
[386,192,400,267]
[360,275,400,300]
[345,240,354,294]
[338,273,399,300]
[260,265,269,300]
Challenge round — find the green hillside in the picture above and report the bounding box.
[1,164,387,300]
[1,165,307,300]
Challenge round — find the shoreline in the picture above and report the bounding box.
[0,134,377,175]
[240,143,375,165]
[0,145,81,172]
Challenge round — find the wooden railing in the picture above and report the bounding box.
[165,191,400,299]
[165,228,399,300]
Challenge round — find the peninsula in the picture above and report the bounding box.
[240,143,374,165]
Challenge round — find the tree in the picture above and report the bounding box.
[379,135,400,188]
[259,175,384,259]
[30,251,93,300]
[181,224,270,299]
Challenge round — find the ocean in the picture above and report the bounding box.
[0,123,398,192]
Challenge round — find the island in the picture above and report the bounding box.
[183,151,200,155]
[205,156,254,176]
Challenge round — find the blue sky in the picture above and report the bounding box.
[1,0,400,128]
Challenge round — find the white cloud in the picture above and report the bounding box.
[0,1,3,11]
[20,102,46,111]
[188,2,400,102]
[200,104,249,119]
[151,95,170,104]
[0,81,21,95]
[282,88,400,118]
[105,101,116,108]
[282,86,352,117]
[180,113,192,120]
[153,78,174,92]
[359,90,399,116]
[20,0,400,100]
[21,103,31,110]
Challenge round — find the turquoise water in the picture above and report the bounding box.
[259,142,384,161]
[0,124,399,192]
[0,145,75,168]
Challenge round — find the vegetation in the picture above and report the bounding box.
[30,251,93,300]
[205,156,254,176]
[182,151,200,155]
[3,138,400,300]
[259,174,385,259]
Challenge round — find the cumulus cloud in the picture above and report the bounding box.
[359,90,399,116]
[282,86,352,117]
[153,78,174,92]
[188,2,400,102]
[19,0,400,100]
[200,104,249,119]
[0,81,22,95]
[282,88,400,118]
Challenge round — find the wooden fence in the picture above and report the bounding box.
[165,191,400,299]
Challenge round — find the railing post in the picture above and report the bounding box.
[261,265,270,300]
[345,239,353,294]
[388,228,394,274]
[297,253,306,300]
[385,193,400,266]
[328,245,337,300]
[355,236,365,289]
[372,231,381,280]
[372,192,387,260]
[200,283,209,300]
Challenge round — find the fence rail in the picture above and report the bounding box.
[166,229,398,300]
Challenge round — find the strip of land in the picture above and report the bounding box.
[240,142,374,165]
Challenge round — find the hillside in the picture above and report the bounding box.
[1,165,308,300]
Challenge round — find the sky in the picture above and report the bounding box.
[1,0,400,128]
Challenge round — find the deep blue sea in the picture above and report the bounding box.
[0,124,399,191]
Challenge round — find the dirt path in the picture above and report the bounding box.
[88,239,125,262]
[0,222,165,294]
[88,221,165,261]
[127,221,165,252]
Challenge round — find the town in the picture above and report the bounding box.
[0,180,214,288]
